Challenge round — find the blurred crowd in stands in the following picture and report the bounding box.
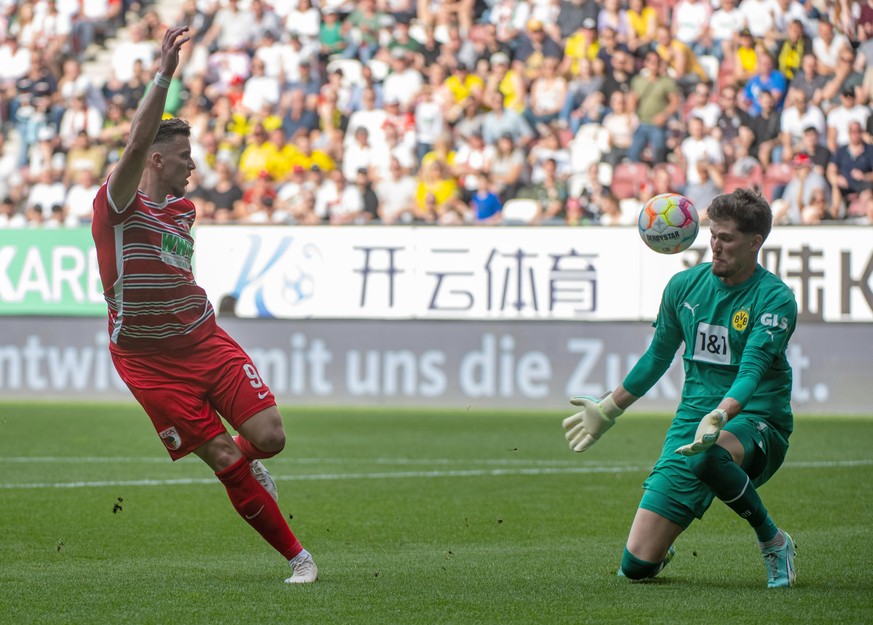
[1,0,872,228]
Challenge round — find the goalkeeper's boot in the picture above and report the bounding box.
[250,460,278,502]
[286,549,318,584]
[762,530,796,588]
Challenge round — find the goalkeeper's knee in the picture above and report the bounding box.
[620,548,663,580]
[686,444,733,485]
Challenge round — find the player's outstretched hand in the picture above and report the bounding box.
[159,26,191,77]
[675,408,728,456]
[562,393,624,452]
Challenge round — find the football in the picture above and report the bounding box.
[638,193,699,254]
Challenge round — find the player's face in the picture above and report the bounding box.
[709,219,762,286]
[160,135,196,197]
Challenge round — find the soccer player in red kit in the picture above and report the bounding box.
[91,26,317,584]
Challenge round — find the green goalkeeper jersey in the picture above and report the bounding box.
[624,263,797,435]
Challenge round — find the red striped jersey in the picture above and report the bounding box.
[91,182,216,353]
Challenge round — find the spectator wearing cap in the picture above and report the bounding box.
[486,52,526,114]
[561,17,599,79]
[821,48,864,112]
[826,86,871,153]
[516,18,563,81]
[828,121,873,203]
[471,23,512,68]
[523,56,569,136]
[774,151,832,224]
[342,0,385,63]
[708,0,744,62]
[743,51,788,115]
[627,51,681,164]
[788,53,828,108]
[557,0,600,40]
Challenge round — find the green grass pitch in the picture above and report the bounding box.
[1,402,871,625]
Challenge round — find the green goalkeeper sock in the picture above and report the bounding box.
[686,445,778,542]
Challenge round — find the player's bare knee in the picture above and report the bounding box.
[261,427,286,453]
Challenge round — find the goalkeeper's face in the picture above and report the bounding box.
[709,219,762,286]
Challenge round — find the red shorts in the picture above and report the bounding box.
[111,326,276,460]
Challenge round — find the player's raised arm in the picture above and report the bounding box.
[107,26,190,211]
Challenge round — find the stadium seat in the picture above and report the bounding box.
[723,173,751,194]
[698,55,719,84]
[763,163,794,201]
[501,199,541,224]
[611,162,651,200]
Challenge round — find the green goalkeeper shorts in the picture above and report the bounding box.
[639,411,790,528]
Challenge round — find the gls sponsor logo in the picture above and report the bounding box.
[759,313,789,329]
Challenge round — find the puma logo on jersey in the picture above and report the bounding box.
[682,302,700,316]
[764,329,776,341]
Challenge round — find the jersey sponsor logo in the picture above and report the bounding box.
[732,309,749,332]
[682,302,700,317]
[692,322,731,365]
[759,312,789,330]
[160,232,193,271]
[159,427,182,450]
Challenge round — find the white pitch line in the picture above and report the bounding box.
[0,456,591,467]
[1,459,871,490]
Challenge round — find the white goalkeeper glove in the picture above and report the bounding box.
[675,408,728,456]
[562,393,624,452]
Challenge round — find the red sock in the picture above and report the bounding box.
[233,434,278,460]
[215,457,302,560]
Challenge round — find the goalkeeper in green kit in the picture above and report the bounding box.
[563,189,797,588]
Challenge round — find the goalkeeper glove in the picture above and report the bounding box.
[562,393,624,452]
[675,408,728,456]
